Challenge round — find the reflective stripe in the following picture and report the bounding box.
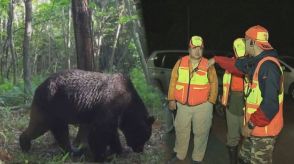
[256,32,269,41]
[246,103,259,109]
[222,71,231,106]
[176,82,210,88]
[246,107,256,114]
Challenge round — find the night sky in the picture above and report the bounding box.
[141,0,294,56]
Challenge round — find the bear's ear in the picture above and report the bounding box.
[147,116,155,125]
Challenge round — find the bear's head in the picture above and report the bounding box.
[122,115,155,153]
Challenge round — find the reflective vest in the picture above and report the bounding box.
[245,56,284,137]
[222,71,244,106]
[174,56,210,106]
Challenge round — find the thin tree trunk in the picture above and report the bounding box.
[48,23,51,71]
[2,16,9,80]
[108,2,124,72]
[125,0,150,82]
[23,0,32,95]
[109,23,122,72]
[72,0,94,71]
[62,7,69,70]
[95,35,104,70]
[0,18,2,81]
[8,0,17,84]
[68,7,71,69]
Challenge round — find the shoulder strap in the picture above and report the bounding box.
[253,56,281,81]
[198,57,209,71]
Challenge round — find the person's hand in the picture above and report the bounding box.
[208,58,215,67]
[168,100,177,111]
[242,123,253,137]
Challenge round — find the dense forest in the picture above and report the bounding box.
[0,0,164,163]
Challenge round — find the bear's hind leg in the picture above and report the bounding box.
[19,105,49,152]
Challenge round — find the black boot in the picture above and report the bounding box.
[227,145,238,164]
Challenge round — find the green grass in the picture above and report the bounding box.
[130,68,165,121]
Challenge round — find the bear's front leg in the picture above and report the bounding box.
[88,127,109,162]
[19,105,49,152]
[109,130,122,155]
[88,116,120,162]
[74,124,91,146]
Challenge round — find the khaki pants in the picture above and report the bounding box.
[226,91,244,147]
[174,101,213,161]
[226,109,243,146]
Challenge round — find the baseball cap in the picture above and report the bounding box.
[233,38,246,58]
[245,25,273,50]
[189,36,204,48]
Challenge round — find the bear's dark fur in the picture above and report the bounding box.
[19,69,154,161]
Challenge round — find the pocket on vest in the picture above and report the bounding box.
[175,85,185,102]
[188,86,210,105]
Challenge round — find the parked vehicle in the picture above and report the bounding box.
[278,56,294,99]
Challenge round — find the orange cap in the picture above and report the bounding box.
[245,25,273,50]
[189,36,204,48]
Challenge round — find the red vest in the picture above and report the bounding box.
[231,75,244,91]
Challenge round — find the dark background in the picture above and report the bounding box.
[141,0,294,56]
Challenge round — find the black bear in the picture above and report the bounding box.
[19,69,154,161]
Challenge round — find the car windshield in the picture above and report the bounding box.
[280,57,294,68]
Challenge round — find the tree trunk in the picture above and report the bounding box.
[0,18,2,81]
[108,2,124,72]
[125,0,150,83]
[23,0,32,95]
[109,23,122,72]
[68,7,72,69]
[72,0,94,71]
[48,23,51,71]
[8,0,17,84]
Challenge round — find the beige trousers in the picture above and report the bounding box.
[174,101,213,161]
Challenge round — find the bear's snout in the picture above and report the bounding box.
[19,133,31,152]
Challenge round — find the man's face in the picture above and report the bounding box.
[189,47,203,60]
[245,38,255,57]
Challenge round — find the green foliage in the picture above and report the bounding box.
[130,68,164,120]
[119,15,138,24]
[0,0,9,17]
[0,75,46,106]
[0,79,14,92]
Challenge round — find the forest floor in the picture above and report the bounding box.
[0,107,166,164]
